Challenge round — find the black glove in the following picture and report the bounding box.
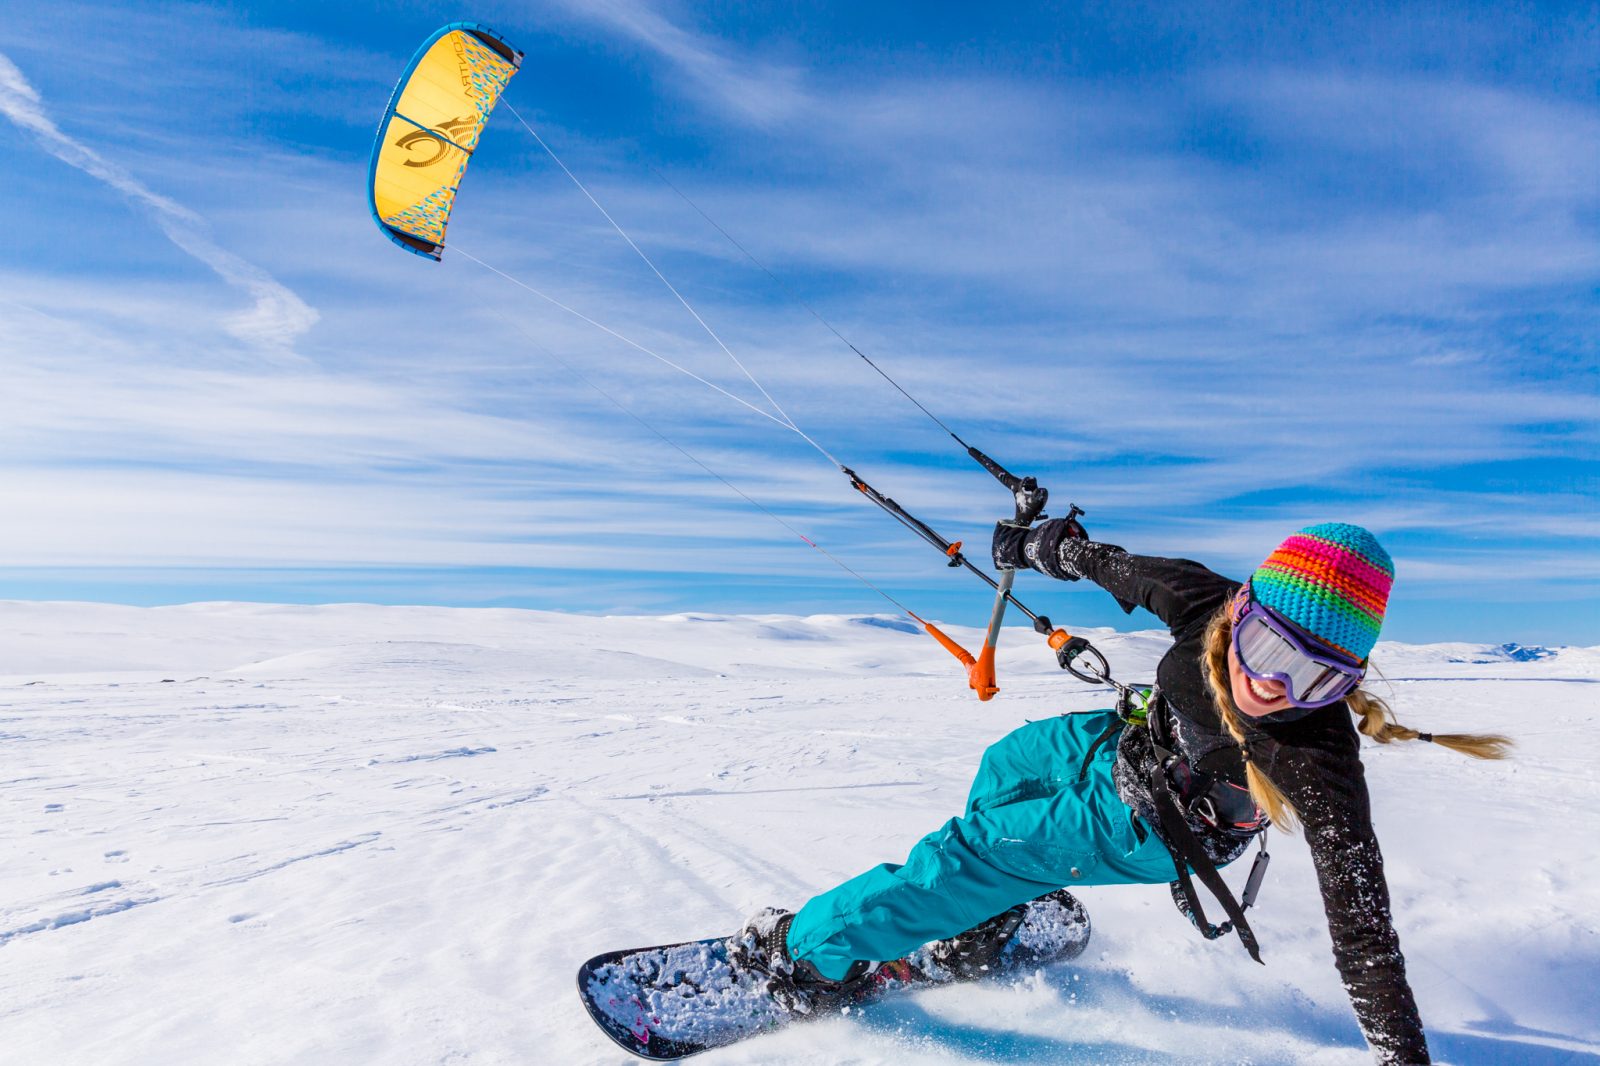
[991,521,1032,571]
[1009,476,1049,526]
[992,515,1089,579]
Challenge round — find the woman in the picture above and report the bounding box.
[736,522,1509,1065]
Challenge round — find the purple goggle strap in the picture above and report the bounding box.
[1229,585,1365,708]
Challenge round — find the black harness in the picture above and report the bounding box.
[1081,690,1272,962]
[1150,692,1271,961]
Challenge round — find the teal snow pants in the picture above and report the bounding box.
[787,710,1182,980]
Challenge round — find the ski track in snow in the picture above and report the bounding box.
[0,601,1596,1065]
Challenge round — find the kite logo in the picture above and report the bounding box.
[395,117,477,167]
[452,35,479,98]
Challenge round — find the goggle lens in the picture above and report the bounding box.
[1233,607,1363,708]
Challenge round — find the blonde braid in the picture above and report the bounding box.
[1348,682,1512,759]
[1201,604,1514,836]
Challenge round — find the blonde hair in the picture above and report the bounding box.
[1200,604,1513,834]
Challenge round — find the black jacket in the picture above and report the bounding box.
[1022,532,1429,1065]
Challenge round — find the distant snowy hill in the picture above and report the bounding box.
[1,602,1596,1065]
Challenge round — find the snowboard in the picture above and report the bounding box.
[576,889,1091,1061]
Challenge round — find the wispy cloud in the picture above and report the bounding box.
[0,50,317,354]
[545,0,808,124]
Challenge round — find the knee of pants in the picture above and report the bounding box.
[897,818,980,891]
[908,806,1102,891]
[968,716,1088,813]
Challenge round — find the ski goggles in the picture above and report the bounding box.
[1230,586,1365,709]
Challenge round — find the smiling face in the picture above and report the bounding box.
[1227,640,1291,717]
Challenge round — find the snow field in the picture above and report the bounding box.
[1,602,1596,1065]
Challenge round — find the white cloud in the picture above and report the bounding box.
[545,0,808,125]
[0,50,317,355]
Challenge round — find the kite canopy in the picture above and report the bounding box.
[369,22,522,260]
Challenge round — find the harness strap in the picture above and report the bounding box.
[1075,715,1125,783]
[1149,759,1263,964]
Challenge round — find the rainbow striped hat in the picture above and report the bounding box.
[1249,523,1394,662]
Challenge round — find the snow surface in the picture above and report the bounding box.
[1,601,1596,1065]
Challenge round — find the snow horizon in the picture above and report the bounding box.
[1,598,1594,665]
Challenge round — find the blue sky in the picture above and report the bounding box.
[1,1,1596,645]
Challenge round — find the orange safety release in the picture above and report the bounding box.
[919,619,1000,701]
[969,641,1000,701]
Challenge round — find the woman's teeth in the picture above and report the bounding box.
[1248,677,1284,702]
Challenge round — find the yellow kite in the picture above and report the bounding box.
[369,23,522,260]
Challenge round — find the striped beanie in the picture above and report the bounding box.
[1249,523,1394,662]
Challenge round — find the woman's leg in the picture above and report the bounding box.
[786,713,1174,981]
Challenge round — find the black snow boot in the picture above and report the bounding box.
[923,904,1029,979]
[728,908,870,1015]
[921,888,1089,980]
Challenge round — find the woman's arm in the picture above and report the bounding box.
[1259,717,1430,1064]
[992,519,1236,638]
